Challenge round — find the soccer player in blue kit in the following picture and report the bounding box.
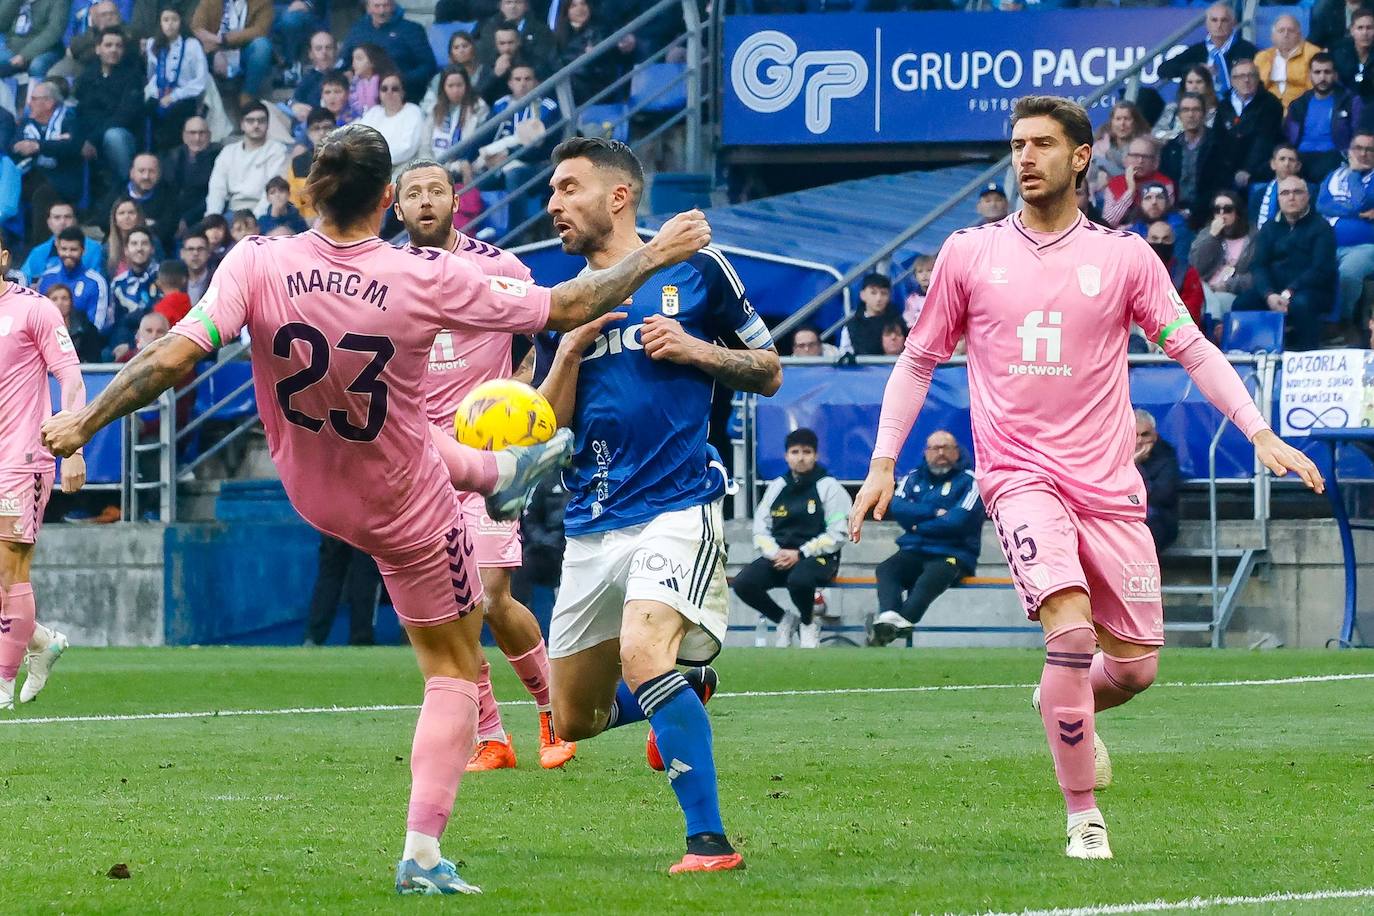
[534,138,782,874]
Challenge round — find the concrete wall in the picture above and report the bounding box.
[31,526,166,647]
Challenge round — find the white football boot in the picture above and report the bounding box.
[1065,819,1113,859]
[798,620,821,649]
[774,612,799,648]
[20,629,69,703]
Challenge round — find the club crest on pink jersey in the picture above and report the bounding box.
[1076,265,1101,297]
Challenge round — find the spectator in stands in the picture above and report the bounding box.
[47,282,106,362]
[21,201,105,286]
[49,0,125,81]
[1134,409,1180,553]
[1313,0,1366,50]
[258,175,306,234]
[1103,136,1175,229]
[1127,184,1188,254]
[130,0,196,41]
[14,79,83,240]
[485,61,559,234]
[1217,58,1284,191]
[1234,175,1335,350]
[1076,179,1105,225]
[974,184,1008,225]
[108,227,161,357]
[479,25,523,105]
[1089,101,1148,195]
[1191,188,1256,320]
[192,0,273,110]
[1154,65,1220,141]
[479,0,554,72]
[843,272,899,355]
[346,42,390,119]
[427,65,489,185]
[200,212,229,259]
[153,258,191,323]
[228,207,258,245]
[273,0,320,82]
[341,0,435,103]
[733,427,851,650]
[39,227,111,333]
[880,317,907,356]
[143,5,208,152]
[788,325,837,358]
[317,71,352,127]
[205,101,288,216]
[870,429,983,648]
[1161,92,1231,229]
[74,26,145,190]
[902,253,935,328]
[1158,2,1258,96]
[359,70,425,171]
[1317,131,1374,323]
[1256,14,1319,113]
[1253,144,1305,227]
[162,114,219,233]
[179,229,212,303]
[1333,8,1374,100]
[288,29,338,121]
[104,197,153,278]
[287,106,332,215]
[111,153,180,252]
[554,0,632,105]
[1284,53,1359,185]
[1148,219,1205,326]
[302,536,382,646]
[0,0,70,79]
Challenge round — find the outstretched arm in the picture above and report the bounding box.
[40,334,206,457]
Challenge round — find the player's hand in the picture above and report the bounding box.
[646,209,710,268]
[60,452,86,494]
[1253,429,1324,494]
[641,314,702,365]
[561,311,625,354]
[849,457,896,543]
[40,410,92,459]
[772,548,801,570]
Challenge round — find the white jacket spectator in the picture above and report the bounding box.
[358,73,425,171]
[143,33,208,106]
[205,103,288,215]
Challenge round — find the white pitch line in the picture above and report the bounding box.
[2,672,1371,727]
[956,886,1374,916]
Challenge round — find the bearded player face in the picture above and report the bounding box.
[1011,114,1090,206]
[548,156,618,257]
[394,165,457,249]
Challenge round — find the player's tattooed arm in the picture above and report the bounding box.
[40,334,205,457]
[511,345,536,385]
[691,343,782,396]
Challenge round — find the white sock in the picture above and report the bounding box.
[477,728,506,743]
[403,830,442,869]
[536,704,551,714]
[1067,807,1104,833]
[27,624,52,654]
[493,451,517,490]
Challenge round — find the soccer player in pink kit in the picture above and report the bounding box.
[40,124,712,894]
[393,157,576,772]
[0,251,86,710]
[850,97,1325,860]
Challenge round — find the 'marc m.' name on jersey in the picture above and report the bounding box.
[534,247,773,537]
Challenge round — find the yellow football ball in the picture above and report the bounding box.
[453,379,557,450]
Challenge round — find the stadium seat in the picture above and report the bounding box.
[630,63,687,114]
[578,103,630,142]
[649,173,711,214]
[1221,311,1285,353]
[428,22,476,68]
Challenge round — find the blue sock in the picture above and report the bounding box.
[635,670,725,838]
[604,680,646,730]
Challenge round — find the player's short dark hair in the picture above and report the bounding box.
[304,123,393,228]
[1011,95,1094,189]
[785,427,818,451]
[56,227,85,248]
[552,137,645,205]
[1312,51,1336,68]
[860,272,891,290]
[395,158,453,194]
[306,106,337,128]
[158,258,188,288]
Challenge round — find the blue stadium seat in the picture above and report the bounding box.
[428,22,476,68]
[578,103,630,141]
[630,63,687,114]
[1221,311,1285,353]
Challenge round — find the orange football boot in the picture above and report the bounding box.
[465,737,517,772]
[669,852,745,875]
[537,710,576,769]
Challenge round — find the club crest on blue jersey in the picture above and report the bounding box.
[661,284,679,316]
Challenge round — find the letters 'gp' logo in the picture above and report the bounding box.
[731,30,868,135]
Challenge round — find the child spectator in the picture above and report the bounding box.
[229,208,259,244]
[258,175,307,234]
[347,42,391,120]
[153,258,191,324]
[902,254,935,328]
[200,212,229,260]
[880,317,907,356]
[143,5,207,151]
[842,272,900,356]
[428,64,489,186]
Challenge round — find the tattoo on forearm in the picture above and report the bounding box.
[553,247,657,327]
[85,336,185,429]
[701,347,780,394]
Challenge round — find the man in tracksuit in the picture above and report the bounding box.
[870,430,984,647]
[732,428,852,649]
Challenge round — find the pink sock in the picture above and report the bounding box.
[428,425,499,493]
[1040,622,1098,814]
[506,639,551,710]
[406,676,478,839]
[0,584,37,680]
[475,661,505,742]
[1090,650,1159,711]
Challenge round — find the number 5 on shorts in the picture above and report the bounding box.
[1013,524,1037,562]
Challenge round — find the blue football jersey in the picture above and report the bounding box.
[534,247,773,536]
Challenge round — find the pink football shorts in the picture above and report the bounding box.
[373,517,484,628]
[989,478,1164,646]
[0,470,53,545]
[458,491,521,568]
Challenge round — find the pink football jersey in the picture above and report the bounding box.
[424,232,535,429]
[880,212,1266,520]
[0,284,78,473]
[170,231,550,553]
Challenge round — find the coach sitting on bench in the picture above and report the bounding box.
[733,428,852,649]
[870,430,984,647]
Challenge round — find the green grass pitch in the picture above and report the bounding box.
[1,647,1371,914]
